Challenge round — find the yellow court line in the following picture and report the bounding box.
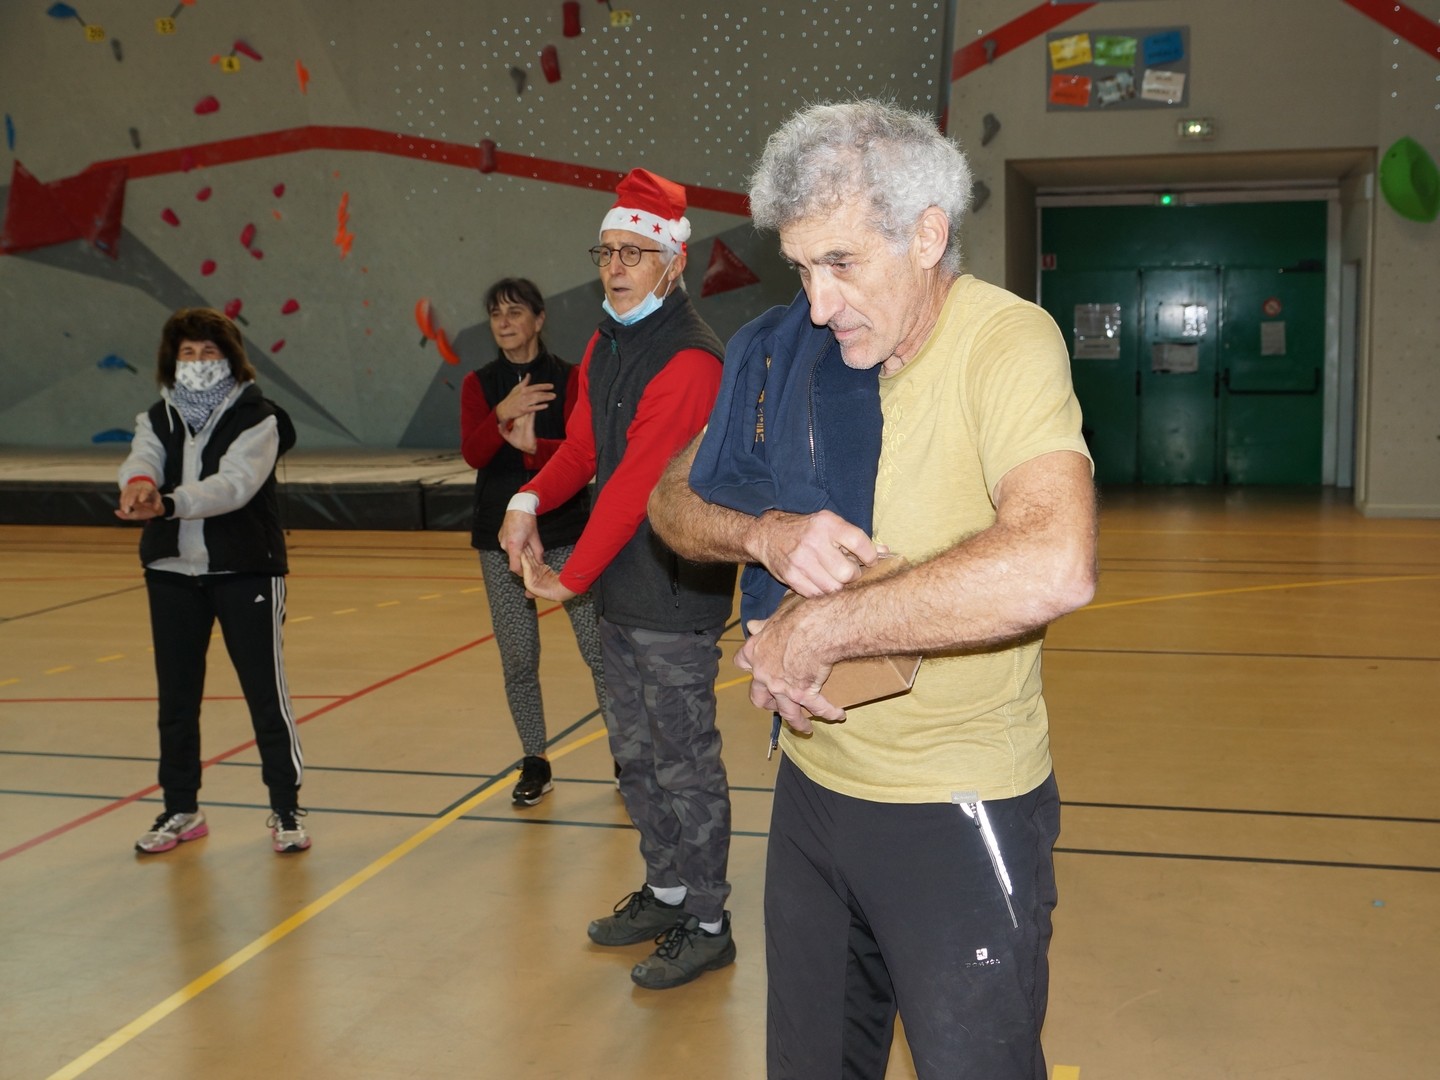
[715,674,752,692]
[1083,573,1440,612]
[0,677,19,688]
[47,731,604,1080]
[290,615,314,623]
[1104,526,1438,539]
[44,665,74,676]
[331,608,358,615]
[96,654,124,663]
[459,586,485,594]
[376,600,401,608]
[418,593,441,600]
[1052,1067,1081,1080]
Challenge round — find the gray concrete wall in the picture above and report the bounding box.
[0,0,949,449]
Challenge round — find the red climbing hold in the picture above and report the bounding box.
[161,208,180,227]
[194,96,220,115]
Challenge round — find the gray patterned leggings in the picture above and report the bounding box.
[478,546,607,757]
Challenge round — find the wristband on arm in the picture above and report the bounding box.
[507,491,540,515]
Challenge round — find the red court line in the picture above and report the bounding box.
[81,125,752,217]
[0,695,341,704]
[0,624,528,864]
[1341,0,1440,58]
[953,2,1096,80]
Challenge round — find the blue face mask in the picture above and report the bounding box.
[602,254,675,325]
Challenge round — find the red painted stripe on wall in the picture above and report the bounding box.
[84,126,751,216]
[1340,0,1440,59]
[953,1,1097,80]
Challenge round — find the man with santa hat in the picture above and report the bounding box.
[499,168,738,990]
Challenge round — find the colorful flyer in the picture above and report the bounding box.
[1048,33,1093,70]
[1093,36,1137,68]
[1096,71,1136,106]
[1143,30,1184,66]
[1141,69,1186,104]
[1049,74,1092,108]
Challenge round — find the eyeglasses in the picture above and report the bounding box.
[588,244,666,267]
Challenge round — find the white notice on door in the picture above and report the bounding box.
[1260,321,1287,356]
[1073,303,1122,359]
[1151,343,1199,373]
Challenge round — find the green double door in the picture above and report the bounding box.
[1040,202,1326,486]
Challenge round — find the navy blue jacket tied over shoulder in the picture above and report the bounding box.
[689,290,883,625]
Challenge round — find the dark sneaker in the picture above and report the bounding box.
[135,810,208,854]
[512,755,554,807]
[631,913,736,990]
[267,808,311,853]
[587,885,687,946]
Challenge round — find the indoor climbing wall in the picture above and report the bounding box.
[0,0,952,449]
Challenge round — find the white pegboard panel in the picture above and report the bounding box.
[350,1,950,194]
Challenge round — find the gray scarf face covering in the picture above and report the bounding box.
[169,376,237,433]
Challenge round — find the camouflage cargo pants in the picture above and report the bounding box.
[598,618,732,924]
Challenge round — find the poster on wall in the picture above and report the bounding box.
[1045,26,1189,112]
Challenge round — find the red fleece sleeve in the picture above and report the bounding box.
[459,372,505,469]
[556,348,722,594]
[521,337,600,509]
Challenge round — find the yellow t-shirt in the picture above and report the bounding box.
[782,275,1091,803]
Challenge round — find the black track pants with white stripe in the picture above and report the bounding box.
[145,569,303,814]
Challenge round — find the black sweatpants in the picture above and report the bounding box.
[765,757,1061,1080]
[145,569,303,814]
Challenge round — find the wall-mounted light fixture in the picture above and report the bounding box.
[1177,117,1215,141]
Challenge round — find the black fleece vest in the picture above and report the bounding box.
[469,349,589,551]
[138,384,295,575]
[587,293,736,632]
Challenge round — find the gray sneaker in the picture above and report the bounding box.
[267,808,311,853]
[587,885,687,946]
[631,913,736,990]
[135,809,208,854]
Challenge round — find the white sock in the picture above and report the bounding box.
[649,884,686,906]
[699,918,724,935]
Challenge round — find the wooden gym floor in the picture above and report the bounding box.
[2,488,1437,1080]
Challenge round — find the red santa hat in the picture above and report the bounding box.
[599,168,692,255]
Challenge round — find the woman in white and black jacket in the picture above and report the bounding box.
[117,307,310,856]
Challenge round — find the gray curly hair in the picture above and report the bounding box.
[748,100,973,275]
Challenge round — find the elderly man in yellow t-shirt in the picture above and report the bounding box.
[649,100,1097,1080]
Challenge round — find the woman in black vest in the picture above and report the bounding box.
[460,278,606,806]
[117,307,309,856]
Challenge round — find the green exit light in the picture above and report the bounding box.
[1159,192,1175,206]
